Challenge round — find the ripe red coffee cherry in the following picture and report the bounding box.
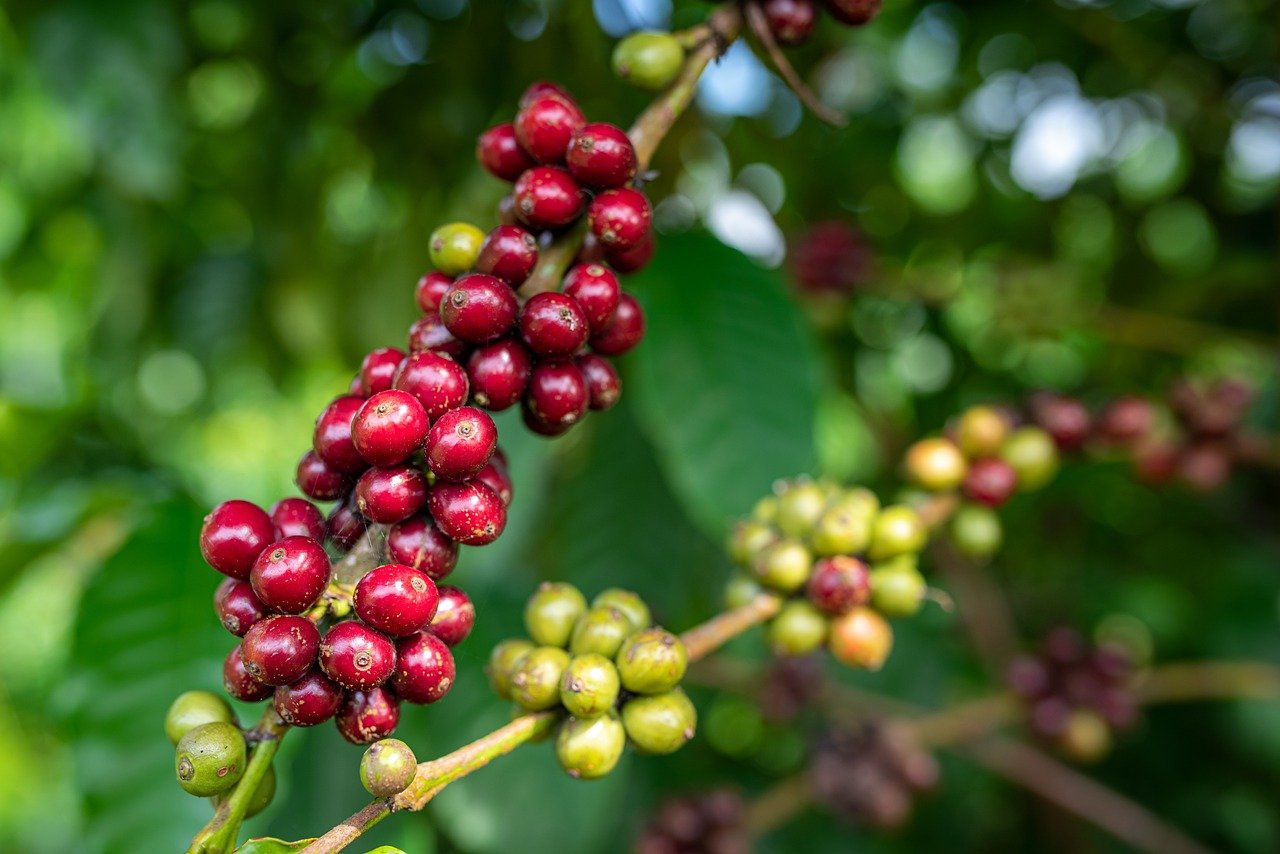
[319,621,397,691]
[1098,396,1153,444]
[314,395,368,474]
[513,166,586,230]
[475,225,539,287]
[587,188,651,251]
[576,354,621,411]
[336,687,401,744]
[514,94,586,164]
[392,350,470,422]
[273,670,344,726]
[215,578,268,637]
[355,563,440,637]
[387,515,459,579]
[1030,392,1092,452]
[590,293,646,356]
[440,273,519,343]
[251,535,331,614]
[415,272,454,314]
[360,347,406,396]
[223,645,273,702]
[425,406,498,482]
[524,362,589,434]
[355,465,428,524]
[352,390,429,467]
[764,0,817,45]
[475,459,514,505]
[562,264,621,332]
[428,480,507,546]
[295,450,351,502]
[520,80,575,110]
[477,123,535,182]
[566,123,638,189]
[520,292,590,357]
[326,498,368,552]
[393,632,456,704]
[825,0,882,25]
[466,338,533,411]
[270,497,326,542]
[807,555,872,615]
[605,229,654,274]
[200,500,275,580]
[407,313,467,359]
[429,585,475,647]
[962,458,1019,507]
[1179,442,1231,492]
[241,615,321,686]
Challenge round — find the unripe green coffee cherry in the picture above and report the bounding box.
[1058,709,1111,764]
[175,721,246,797]
[723,573,765,610]
[754,538,813,593]
[751,494,779,523]
[620,688,697,754]
[954,405,1010,458]
[591,588,651,631]
[775,481,828,538]
[727,520,777,569]
[555,711,627,779]
[560,653,621,718]
[869,559,926,618]
[165,690,236,745]
[903,437,968,492]
[867,505,926,561]
[827,606,894,670]
[950,503,1002,558]
[360,738,418,797]
[211,764,276,819]
[810,502,875,556]
[524,582,588,647]
[428,222,485,276]
[510,646,571,711]
[1001,426,1059,491]
[767,601,829,656]
[569,607,634,658]
[615,627,687,694]
[486,638,536,700]
[612,31,684,91]
[363,848,409,854]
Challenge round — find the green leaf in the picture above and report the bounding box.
[235,837,317,854]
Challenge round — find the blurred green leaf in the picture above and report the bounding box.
[235,837,316,854]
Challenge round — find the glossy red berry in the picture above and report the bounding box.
[355,563,440,637]
[355,465,428,524]
[408,313,467,359]
[764,0,817,45]
[513,166,586,230]
[415,272,454,314]
[319,621,397,691]
[250,536,331,614]
[524,362,589,434]
[428,480,507,546]
[1098,396,1153,444]
[1030,393,1092,452]
[295,450,351,502]
[825,0,882,26]
[360,347,406,396]
[393,632,456,704]
[352,390,429,467]
[475,459,514,505]
[466,338,533,411]
[807,556,872,615]
[336,687,401,744]
[425,406,498,482]
[270,498,326,542]
[576,354,621,411]
[429,585,475,647]
[200,500,275,580]
[440,273,519,343]
[215,579,268,637]
[314,395,368,474]
[587,188,651,251]
[224,645,273,702]
[392,350,470,422]
[475,225,538,287]
[520,81,575,110]
[962,458,1019,507]
[273,670,344,726]
[387,515,459,580]
[590,293,646,356]
[562,264,621,332]
[477,123,535,182]
[241,615,321,686]
[605,229,654,274]
[326,499,368,551]
[520,292,590,357]
[566,123,638,189]
[515,94,586,164]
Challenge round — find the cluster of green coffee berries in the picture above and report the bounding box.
[166,691,276,814]
[486,583,697,779]
[726,478,931,670]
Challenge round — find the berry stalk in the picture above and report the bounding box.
[187,716,288,854]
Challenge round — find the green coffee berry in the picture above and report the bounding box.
[950,503,1003,558]
[754,538,813,593]
[810,502,875,556]
[165,690,236,745]
[569,606,634,658]
[1001,426,1059,491]
[767,600,829,656]
[211,764,276,819]
[428,222,485,276]
[903,437,968,492]
[955,405,1010,458]
[615,627,688,694]
[723,573,765,610]
[175,721,246,797]
[555,711,627,779]
[612,31,684,91]
[727,520,777,569]
[560,653,622,718]
[869,561,927,618]
[591,588,651,631]
[360,738,418,797]
[776,481,828,538]
[621,688,697,754]
[363,848,409,854]
[751,494,779,523]
[486,638,537,700]
[867,505,926,561]
[524,582,588,647]
[510,646,571,711]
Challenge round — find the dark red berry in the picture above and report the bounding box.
[440,273,519,343]
[519,292,590,357]
[393,632,456,704]
[296,451,351,502]
[466,338,533,411]
[1030,392,1092,452]
[524,362,589,434]
[566,122,638,189]
[605,229,654,274]
[250,535,331,614]
[326,498,368,551]
[497,194,519,226]
[352,390,429,467]
[962,458,1018,507]
[590,293,645,356]
[806,556,871,615]
[215,578,268,636]
[355,563,440,637]
[519,81,575,110]
[336,687,401,744]
[319,621,397,691]
[1178,442,1231,492]
[1098,396,1153,444]
[224,644,273,701]
[392,350,470,422]
[825,0,882,26]
[347,374,365,397]
[270,497,326,542]
[407,313,467,359]
[429,585,475,647]
[587,188,651,250]
[241,615,321,686]
[791,221,873,294]
[764,0,817,45]
[427,480,507,546]
[387,515,459,580]
[360,347,406,396]
[425,406,498,482]
[273,670,344,726]
[314,395,368,474]
[514,94,586,164]
[562,264,620,332]
[355,465,428,524]
[576,354,621,411]
[576,231,607,265]
[477,123,535,182]
[415,272,454,314]
[200,500,275,580]
[475,459,514,505]
[513,166,586,230]
[475,225,538,287]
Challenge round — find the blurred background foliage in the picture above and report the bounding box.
[0,0,1277,851]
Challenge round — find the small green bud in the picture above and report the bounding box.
[767,601,829,656]
[555,712,627,779]
[754,538,813,593]
[560,653,622,718]
[569,606,634,658]
[486,638,537,700]
[175,721,246,797]
[615,627,687,694]
[510,646,571,711]
[524,582,588,647]
[867,505,926,561]
[165,690,236,745]
[621,688,697,754]
[591,588,651,631]
[612,31,684,91]
[360,738,418,797]
[428,222,485,275]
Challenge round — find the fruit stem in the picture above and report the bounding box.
[521,220,587,296]
[741,0,847,127]
[186,713,289,854]
[1134,660,1280,704]
[743,773,812,836]
[331,524,388,585]
[682,592,783,661]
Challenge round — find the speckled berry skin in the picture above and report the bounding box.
[394,631,457,704]
[429,585,475,647]
[355,465,428,524]
[273,670,344,726]
[241,615,321,686]
[577,354,621,411]
[215,578,268,637]
[587,188,651,251]
[200,500,275,580]
[295,451,350,502]
[562,264,621,332]
[523,362,589,435]
[352,390,430,467]
[589,293,645,356]
[514,94,586,164]
[415,272,454,314]
[355,563,440,637]
[392,350,470,422]
[425,406,498,482]
[407,314,466,359]
[566,123,638,189]
[313,395,368,474]
[360,347,406,396]
[250,536,331,614]
[270,498,326,542]
[520,292,590,358]
[387,515,459,580]
[513,167,586,230]
[319,621,397,691]
[519,81,575,109]
[605,230,654,274]
[336,687,401,744]
[428,480,507,546]
[466,338,533,411]
[477,123,535,182]
[475,459,514,506]
[475,225,539,287]
[223,644,273,701]
[440,274,519,343]
[807,555,872,615]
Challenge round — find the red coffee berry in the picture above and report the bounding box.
[576,231,607,265]
[428,480,507,546]
[392,350,470,422]
[1178,443,1231,492]
[962,458,1019,507]
[200,500,275,580]
[408,313,467,358]
[566,122,638,189]
[1030,392,1092,452]
[477,123,535,182]
[520,292,590,357]
[605,229,654,273]
[250,535,331,614]
[587,188,651,250]
[296,450,351,502]
[520,80,575,110]
[352,390,429,467]
[1132,439,1179,485]
[215,578,268,637]
[355,563,440,637]
[513,166,586,230]
[336,687,401,744]
[497,194,519,226]
[415,272,454,314]
[273,670,344,726]
[425,406,499,482]
[441,273,519,344]
[562,264,621,332]
[576,354,621,411]
[319,621,397,691]
[764,0,817,45]
[791,221,873,294]
[524,361,589,434]
[807,556,871,615]
[475,459,514,506]
[347,374,365,397]
[475,225,539,287]
[429,585,475,647]
[387,515,459,580]
[360,347,406,396]
[355,465,428,524]
[590,293,646,356]
[314,395,368,474]
[241,615,321,686]
[466,338,533,411]
[514,94,586,164]
[326,498,368,551]
[393,632,456,704]
[1098,396,1153,444]
[270,497,326,542]
[825,0,882,26]
[223,644,273,702]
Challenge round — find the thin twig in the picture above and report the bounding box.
[682,593,782,661]
[742,0,847,127]
[1135,660,1280,704]
[744,774,812,836]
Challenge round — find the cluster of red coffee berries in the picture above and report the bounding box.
[762,0,882,47]
[487,583,696,779]
[789,220,875,297]
[1006,628,1137,763]
[809,721,938,828]
[636,789,749,854]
